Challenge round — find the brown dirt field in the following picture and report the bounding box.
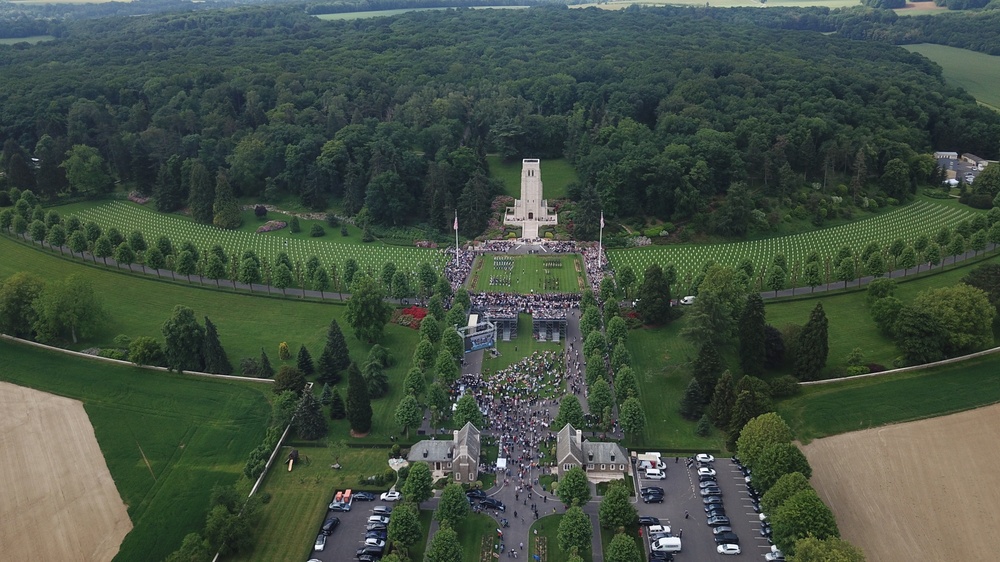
[803,403,1000,562]
[0,382,131,561]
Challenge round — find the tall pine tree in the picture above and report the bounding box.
[187,159,215,224]
[259,348,275,379]
[297,344,315,376]
[317,319,350,384]
[294,391,328,440]
[346,362,373,434]
[329,388,346,419]
[212,171,242,229]
[202,316,233,375]
[691,343,723,398]
[793,303,829,381]
[738,293,767,377]
[709,370,736,430]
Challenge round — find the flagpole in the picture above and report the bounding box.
[454,210,459,266]
[598,211,604,273]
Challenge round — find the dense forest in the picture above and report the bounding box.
[2,5,999,239]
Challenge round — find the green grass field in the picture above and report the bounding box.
[610,200,981,285]
[778,352,1000,442]
[67,200,446,278]
[530,513,593,562]
[904,44,1000,111]
[0,340,271,562]
[487,155,578,200]
[484,314,566,373]
[227,443,395,562]
[471,254,586,294]
[0,235,420,367]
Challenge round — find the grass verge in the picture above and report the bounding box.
[0,339,270,562]
[529,513,593,562]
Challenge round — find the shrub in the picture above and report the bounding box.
[326,214,339,227]
[98,348,127,360]
[768,375,801,398]
[240,357,260,378]
[310,224,325,237]
[254,205,267,219]
[846,366,870,376]
[341,225,349,237]
[290,216,301,233]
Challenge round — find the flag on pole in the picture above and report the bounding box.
[454,213,459,231]
[600,211,604,229]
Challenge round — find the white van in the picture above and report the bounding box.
[651,537,682,553]
[644,468,666,480]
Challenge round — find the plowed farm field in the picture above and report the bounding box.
[802,403,1000,561]
[0,382,131,561]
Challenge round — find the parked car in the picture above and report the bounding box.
[356,546,384,558]
[700,486,722,496]
[642,493,664,504]
[365,530,388,541]
[712,526,733,535]
[364,538,386,548]
[366,522,388,532]
[313,534,326,552]
[644,468,666,480]
[480,497,506,511]
[702,495,723,505]
[649,551,674,561]
[695,454,714,463]
[641,487,664,495]
[367,515,390,525]
[713,532,739,544]
[765,550,786,561]
[354,491,377,502]
[680,296,696,305]
[698,474,717,483]
[705,508,726,518]
[698,480,718,489]
[320,517,340,535]
[717,544,741,555]
[638,516,661,526]
[380,491,402,502]
[650,537,682,553]
[706,516,731,526]
[647,525,670,535]
[697,467,716,477]
[466,489,488,500]
[649,531,672,541]
[358,555,379,562]
[373,505,393,515]
[760,525,772,537]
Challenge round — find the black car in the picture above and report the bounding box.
[641,493,664,504]
[366,530,388,540]
[357,545,384,558]
[705,507,727,518]
[354,491,377,502]
[700,486,722,496]
[467,489,488,500]
[698,474,717,483]
[358,555,380,562]
[713,531,739,544]
[320,517,340,535]
[641,487,664,495]
[707,515,731,526]
[480,497,506,511]
[760,524,772,537]
[649,551,674,561]
[638,516,661,526]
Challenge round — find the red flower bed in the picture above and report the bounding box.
[402,306,428,320]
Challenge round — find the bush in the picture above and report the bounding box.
[326,214,339,227]
[768,375,801,398]
[254,205,267,219]
[240,357,260,378]
[98,348,127,360]
[341,225,349,237]
[310,224,325,237]
[290,216,301,233]
[846,366,870,377]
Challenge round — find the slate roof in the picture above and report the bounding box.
[407,439,454,463]
[455,422,481,462]
[583,440,628,466]
[556,423,582,465]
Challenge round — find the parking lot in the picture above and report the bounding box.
[634,457,773,560]
[308,494,388,562]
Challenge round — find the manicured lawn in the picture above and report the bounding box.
[227,444,394,562]
[529,513,593,562]
[452,512,501,562]
[0,340,271,562]
[778,352,1000,442]
[412,509,435,562]
[626,322,726,451]
[601,527,643,562]
[0,236,422,443]
[483,314,565,375]
[610,200,981,285]
[487,155,578,200]
[470,253,586,294]
[65,200,446,276]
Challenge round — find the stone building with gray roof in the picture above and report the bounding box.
[556,423,629,483]
[407,422,481,483]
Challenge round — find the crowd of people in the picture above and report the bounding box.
[471,291,578,319]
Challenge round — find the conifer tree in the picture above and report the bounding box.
[259,348,275,379]
[346,362,373,434]
[297,344,314,376]
[709,370,736,430]
[329,388,346,419]
[738,293,767,377]
[317,319,350,384]
[793,303,829,381]
[212,171,242,229]
[679,378,706,420]
[187,159,215,224]
[320,382,333,406]
[202,316,233,375]
[294,390,328,440]
[691,343,723,397]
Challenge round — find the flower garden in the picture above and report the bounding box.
[609,200,984,284]
[70,201,447,274]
